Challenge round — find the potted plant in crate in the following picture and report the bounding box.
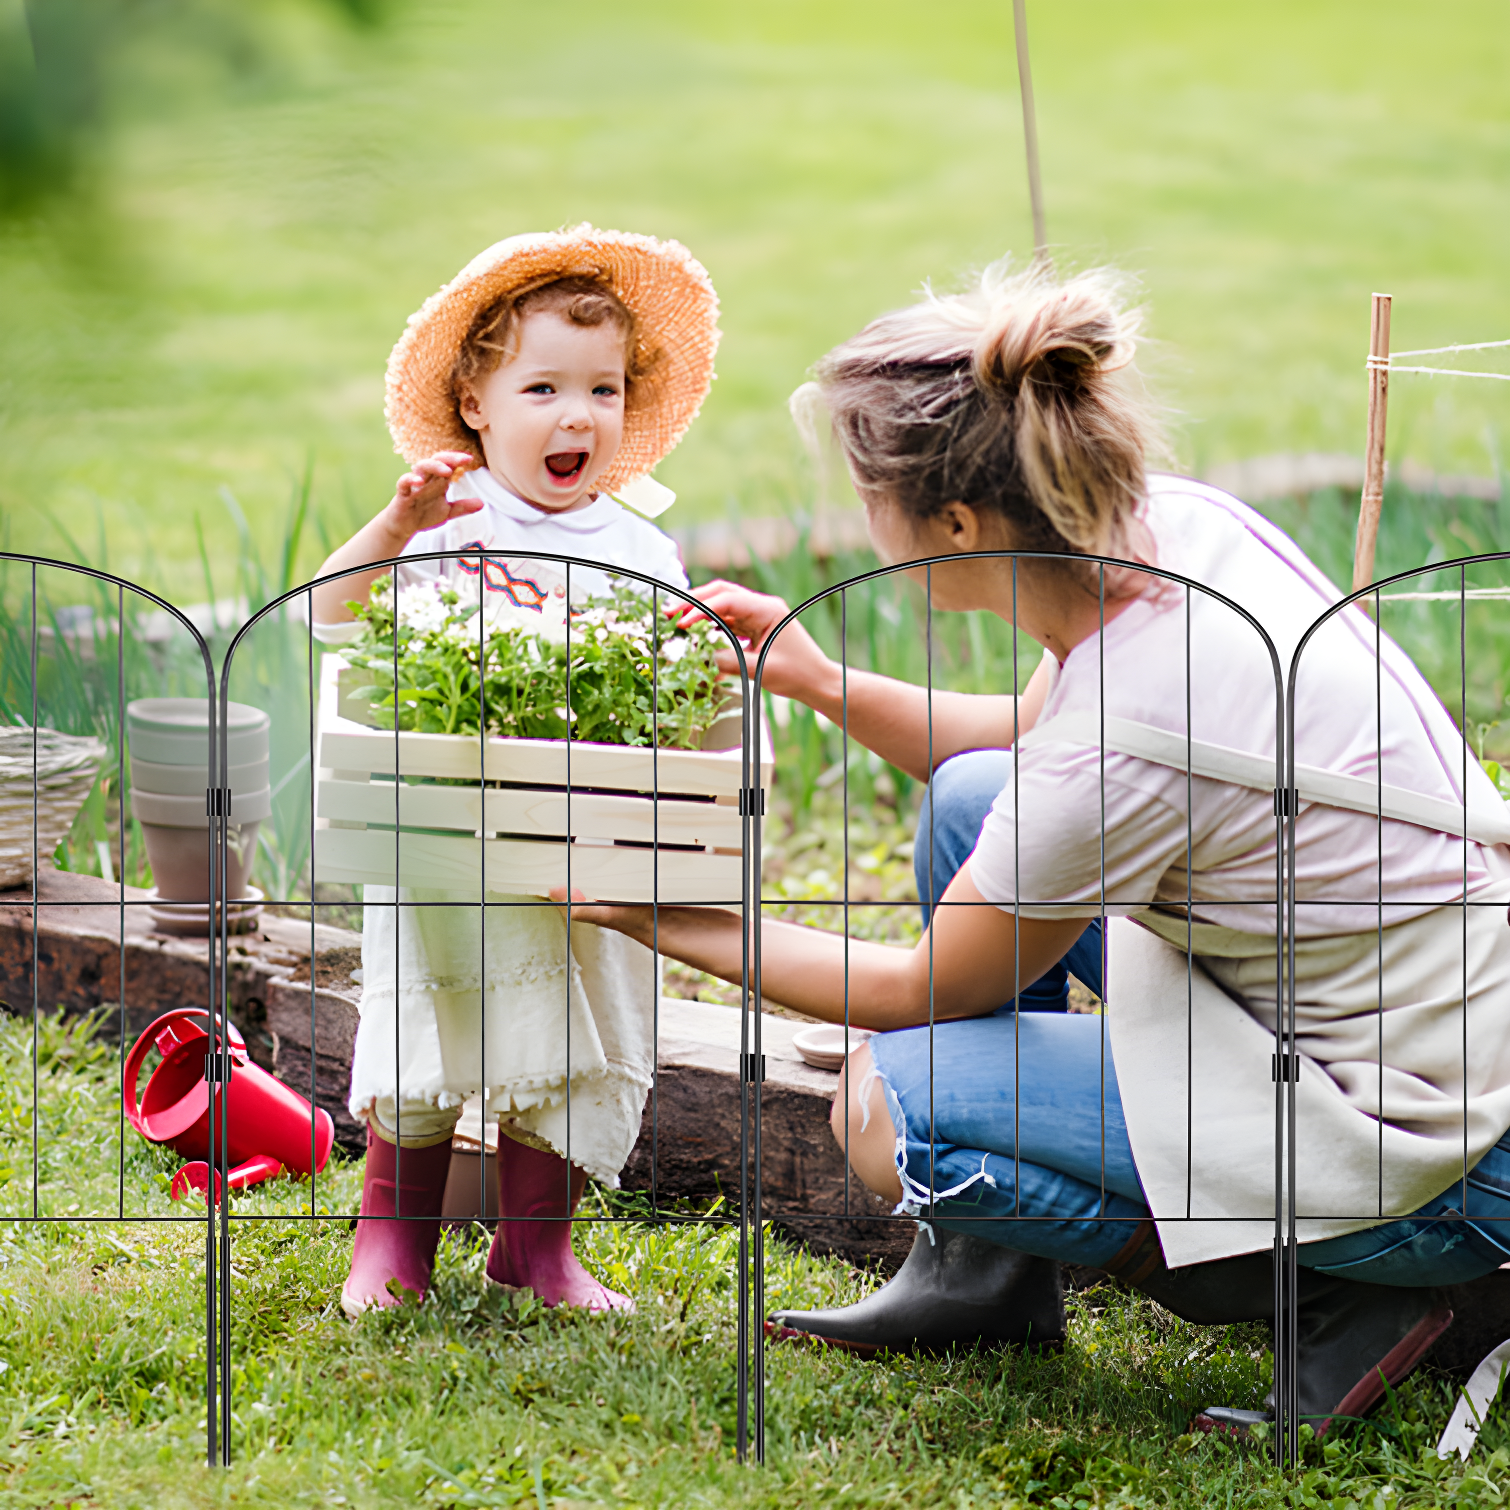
[315,572,756,904]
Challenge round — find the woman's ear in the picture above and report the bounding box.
[938,501,985,552]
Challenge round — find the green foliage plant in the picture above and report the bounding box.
[342,574,729,751]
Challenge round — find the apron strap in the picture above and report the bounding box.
[1021,711,1510,847]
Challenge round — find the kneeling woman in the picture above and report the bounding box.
[577,260,1510,1435]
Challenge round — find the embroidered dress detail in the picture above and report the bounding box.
[454,546,552,610]
[349,887,656,1185]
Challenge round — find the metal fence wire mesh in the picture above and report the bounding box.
[1,542,1507,1472]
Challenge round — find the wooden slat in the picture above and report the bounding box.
[317,777,743,848]
[313,826,744,905]
[318,727,749,797]
[317,652,761,799]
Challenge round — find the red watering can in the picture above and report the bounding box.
[124,1008,335,1204]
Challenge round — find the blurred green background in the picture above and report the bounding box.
[1,0,1507,590]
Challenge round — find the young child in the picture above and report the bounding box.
[311,226,719,1316]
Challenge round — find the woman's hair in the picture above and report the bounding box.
[450,276,657,443]
[801,260,1161,570]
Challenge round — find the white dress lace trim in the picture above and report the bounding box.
[348,887,656,1184]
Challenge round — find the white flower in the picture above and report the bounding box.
[662,638,689,664]
[395,581,451,635]
[478,595,568,645]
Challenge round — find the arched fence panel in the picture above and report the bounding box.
[218,548,758,1462]
[0,552,224,1454]
[1285,550,1510,1461]
[747,549,1291,1464]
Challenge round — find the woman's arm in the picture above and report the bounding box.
[566,866,1087,1029]
[685,581,1051,781]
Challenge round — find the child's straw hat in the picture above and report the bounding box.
[385,225,719,492]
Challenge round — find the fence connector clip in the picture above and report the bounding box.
[1272,1053,1301,1083]
[738,787,765,817]
[205,787,232,817]
[1273,786,1298,818]
[204,1052,230,1083]
[741,1052,766,1083]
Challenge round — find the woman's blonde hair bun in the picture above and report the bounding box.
[975,263,1136,392]
[809,257,1160,565]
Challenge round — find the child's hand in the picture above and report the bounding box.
[310,449,483,625]
[385,451,484,536]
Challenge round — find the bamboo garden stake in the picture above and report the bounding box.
[1352,293,1393,592]
[1012,0,1048,262]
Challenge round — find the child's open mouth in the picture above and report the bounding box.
[544,451,587,483]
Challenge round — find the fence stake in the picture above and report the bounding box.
[1012,0,1048,262]
[1352,293,1392,593]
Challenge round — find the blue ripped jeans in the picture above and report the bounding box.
[874,749,1510,1284]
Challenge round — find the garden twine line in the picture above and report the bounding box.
[1368,337,1510,382]
[1379,588,1510,602]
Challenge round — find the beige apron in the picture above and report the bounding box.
[1024,714,1510,1268]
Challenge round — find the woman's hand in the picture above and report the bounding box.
[553,889,751,982]
[679,579,1025,781]
[552,889,658,947]
[383,451,484,538]
[677,580,839,703]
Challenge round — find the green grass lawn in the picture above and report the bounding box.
[5,1009,1510,1507]
[1,0,1508,591]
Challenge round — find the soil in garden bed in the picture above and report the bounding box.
[285,944,363,990]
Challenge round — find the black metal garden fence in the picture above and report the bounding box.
[1,541,1506,1473]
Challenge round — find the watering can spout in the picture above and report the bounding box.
[170,1154,284,1205]
[126,1009,335,1191]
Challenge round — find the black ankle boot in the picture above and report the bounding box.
[1431,1268,1510,1378]
[766,1224,1065,1357]
[1104,1223,1275,1324]
[1103,1224,1453,1438]
[1282,1278,1452,1436]
[1190,1274,1452,1439]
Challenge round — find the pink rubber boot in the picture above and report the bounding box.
[485,1135,633,1314]
[341,1129,453,1318]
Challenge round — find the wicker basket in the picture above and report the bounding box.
[0,727,107,889]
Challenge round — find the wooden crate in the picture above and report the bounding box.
[313,654,762,904]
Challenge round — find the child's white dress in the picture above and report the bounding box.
[351,889,658,1183]
[314,468,691,1182]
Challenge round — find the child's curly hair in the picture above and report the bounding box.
[450,276,659,453]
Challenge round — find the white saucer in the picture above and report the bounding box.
[792,1023,873,1072]
[148,886,264,937]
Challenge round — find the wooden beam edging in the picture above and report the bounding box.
[0,869,910,1270]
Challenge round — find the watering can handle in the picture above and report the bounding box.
[123,1008,247,1136]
